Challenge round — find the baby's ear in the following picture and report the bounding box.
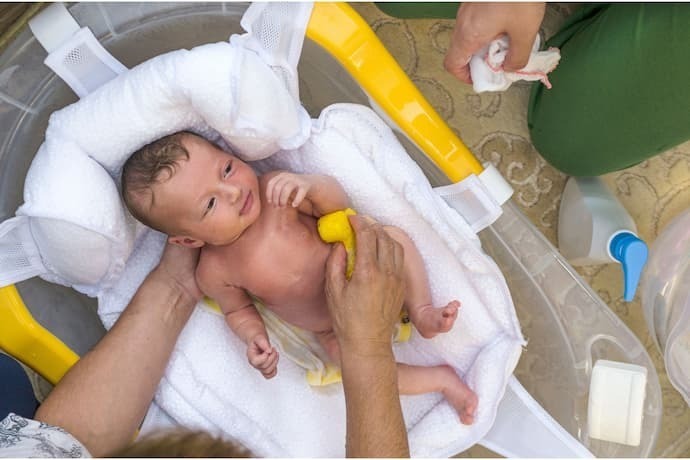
[168,235,205,248]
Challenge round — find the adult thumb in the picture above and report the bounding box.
[503,33,535,72]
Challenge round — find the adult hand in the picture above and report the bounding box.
[151,243,203,306]
[35,242,203,457]
[444,2,546,84]
[324,214,410,457]
[324,215,406,356]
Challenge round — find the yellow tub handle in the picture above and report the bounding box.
[306,3,483,183]
[0,284,78,385]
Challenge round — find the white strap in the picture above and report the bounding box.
[478,163,513,205]
[29,3,127,98]
[479,376,594,457]
[28,3,79,53]
[433,173,501,233]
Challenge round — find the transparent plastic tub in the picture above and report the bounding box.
[642,208,690,405]
[0,3,661,456]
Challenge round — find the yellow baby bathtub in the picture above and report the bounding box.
[0,2,661,457]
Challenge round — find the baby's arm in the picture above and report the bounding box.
[197,271,278,379]
[265,171,351,217]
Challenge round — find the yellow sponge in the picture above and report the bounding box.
[317,208,357,278]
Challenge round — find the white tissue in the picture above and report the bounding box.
[470,35,560,93]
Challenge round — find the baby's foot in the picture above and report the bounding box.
[411,300,460,339]
[441,368,478,425]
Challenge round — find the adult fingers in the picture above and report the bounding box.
[393,234,405,275]
[444,37,475,84]
[324,243,347,295]
[503,30,537,72]
[444,5,488,84]
[349,215,378,274]
[376,228,401,275]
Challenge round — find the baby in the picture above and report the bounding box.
[121,131,477,424]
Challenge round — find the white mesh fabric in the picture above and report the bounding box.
[29,218,116,296]
[44,27,127,98]
[233,2,313,99]
[0,216,47,287]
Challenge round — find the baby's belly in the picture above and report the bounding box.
[255,268,333,332]
[248,222,334,331]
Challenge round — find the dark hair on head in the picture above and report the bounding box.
[109,428,253,458]
[121,131,195,230]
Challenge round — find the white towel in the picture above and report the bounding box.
[98,103,524,457]
[470,35,560,93]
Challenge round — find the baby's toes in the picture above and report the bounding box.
[442,303,459,319]
[461,394,478,425]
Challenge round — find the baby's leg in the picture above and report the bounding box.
[315,330,340,364]
[383,226,460,339]
[399,363,477,425]
[317,332,476,424]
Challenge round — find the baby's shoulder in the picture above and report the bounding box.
[196,245,244,288]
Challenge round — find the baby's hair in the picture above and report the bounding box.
[121,131,195,230]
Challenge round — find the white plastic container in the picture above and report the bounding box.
[641,208,690,405]
[559,177,648,301]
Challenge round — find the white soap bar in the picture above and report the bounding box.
[588,359,647,446]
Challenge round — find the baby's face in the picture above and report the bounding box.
[150,135,261,246]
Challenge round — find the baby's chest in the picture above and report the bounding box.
[243,216,331,299]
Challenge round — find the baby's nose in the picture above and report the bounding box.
[223,183,241,203]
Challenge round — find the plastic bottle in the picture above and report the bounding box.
[558,176,648,302]
[640,208,690,405]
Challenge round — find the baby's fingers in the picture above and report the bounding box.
[266,173,288,204]
[278,182,297,207]
[291,186,307,207]
[260,351,279,379]
[247,342,272,367]
[269,176,294,207]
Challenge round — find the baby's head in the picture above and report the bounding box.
[122,131,261,248]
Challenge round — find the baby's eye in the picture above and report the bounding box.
[207,197,216,211]
[223,162,232,177]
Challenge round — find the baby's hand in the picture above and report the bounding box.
[247,333,279,379]
[266,172,312,208]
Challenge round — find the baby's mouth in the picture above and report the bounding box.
[240,190,253,216]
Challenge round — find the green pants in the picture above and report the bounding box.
[377,3,690,176]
